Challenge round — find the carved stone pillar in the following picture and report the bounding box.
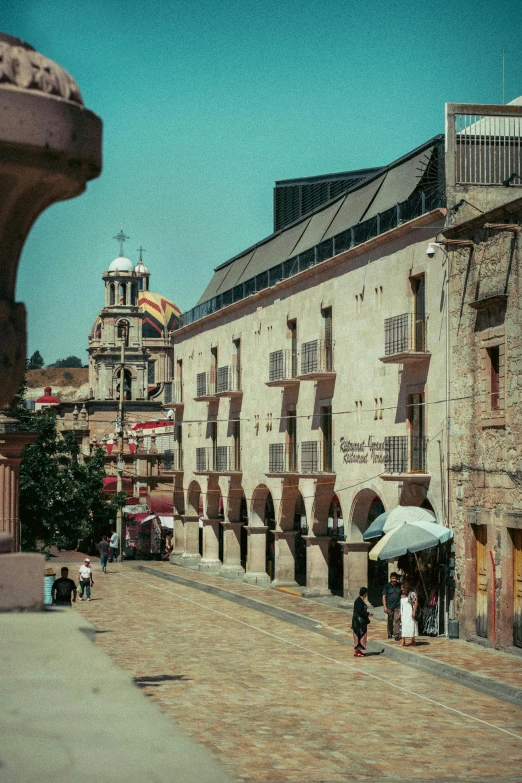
[199,518,221,572]
[169,514,185,565]
[0,414,36,551]
[219,522,245,579]
[181,515,201,568]
[243,526,270,586]
[272,531,298,587]
[339,542,371,602]
[302,536,331,597]
[0,34,102,407]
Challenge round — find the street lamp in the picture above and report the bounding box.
[116,319,129,560]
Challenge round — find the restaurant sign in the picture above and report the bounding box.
[339,436,385,464]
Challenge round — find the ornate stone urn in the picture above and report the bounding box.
[0,33,102,406]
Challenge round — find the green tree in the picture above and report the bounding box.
[18,415,125,551]
[27,350,44,369]
[49,355,83,369]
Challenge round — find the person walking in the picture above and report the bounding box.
[399,582,418,646]
[78,557,94,601]
[351,586,373,657]
[382,572,402,640]
[51,567,77,606]
[109,529,119,563]
[97,535,110,572]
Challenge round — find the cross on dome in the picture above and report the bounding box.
[137,245,146,262]
[113,228,129,256]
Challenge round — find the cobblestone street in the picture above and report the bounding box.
[68,557,522,783]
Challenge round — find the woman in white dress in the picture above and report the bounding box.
[399,582,418,646]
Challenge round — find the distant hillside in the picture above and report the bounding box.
[26,368,89,402]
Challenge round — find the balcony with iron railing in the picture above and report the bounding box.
[298,339,335,380]
[195,445,241,474]
[163,380,183,407]
[194,371,217,401]
[266,441,334,476]
[382,436,428,479]
[266,349,299,387]
[379,313,430,364]
[216,365,242,397]
[161,448,183,472]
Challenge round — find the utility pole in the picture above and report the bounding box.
[115,321,128,561]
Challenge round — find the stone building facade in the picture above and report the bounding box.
[445,196,522,653]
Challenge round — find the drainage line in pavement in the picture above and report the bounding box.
[124,571,522,743]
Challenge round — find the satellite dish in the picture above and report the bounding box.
[166,409,174,419]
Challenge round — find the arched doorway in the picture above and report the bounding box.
[293,493,307,586]
[265,493,276,579]
[351,490,386,606]
[328,495,344,595]
[198,494,204,555]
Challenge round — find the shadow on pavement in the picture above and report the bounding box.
[133,674,191,688]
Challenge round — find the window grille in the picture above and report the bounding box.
[269,443,285,473]
[301,441,319,473]
[384,436,408,473]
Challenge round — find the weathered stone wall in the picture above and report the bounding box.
[448,203,522,650]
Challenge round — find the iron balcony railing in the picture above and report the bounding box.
[384,436,427,473]
[300,440,334,474]
[300,339,334,375]
[268,443,298,474]
[268,349,298,382]
[164,380,183,404]
[268,442,334,473]
[384,313,427,356]
[163,448,183,471]
[195,446,239,472]
[217,365,241,394]
[196,371,216,398]
[179,152,445,329]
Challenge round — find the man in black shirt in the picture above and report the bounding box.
[382,572,401,639]
[51,567,77,606]
[97,535,110,573]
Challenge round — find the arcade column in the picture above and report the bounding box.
[302,536,331,597]
[272,530,298,588]
[219,522,245,579]
[199,518,221,572]
[169,514,185,565]
[181,515,201,568]
[243,526,271,586]
[340,542,371,601]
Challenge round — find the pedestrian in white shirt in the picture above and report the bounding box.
[109,530,119,563]
[78,558,94,600]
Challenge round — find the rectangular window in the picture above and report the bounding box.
[210,347,218,393]
[322,307,333,371]
[321,406,333,472]
[148,362,155,385]
[487,346,500,410]
[233,419,241,471]
[233,339,241,388]
[287,410,297,472]
[288,320,297,378]
[408,393,426,472]
[412,275,426,351]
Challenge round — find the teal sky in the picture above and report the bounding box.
[5,0,521,365]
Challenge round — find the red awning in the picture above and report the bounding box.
[103,476,133,493]
[146,491,173,515]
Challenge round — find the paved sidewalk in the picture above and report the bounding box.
[71,559,522,783]
[140,562,522,705]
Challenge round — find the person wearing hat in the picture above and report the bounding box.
[78,557,94,601]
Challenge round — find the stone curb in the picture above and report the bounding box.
[136,564,522,709]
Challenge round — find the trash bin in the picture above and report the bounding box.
[448,619,459,639]
[44,568,56,605]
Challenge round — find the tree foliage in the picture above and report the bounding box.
[27,350,44,369]
[48,355,83,369]
[19,415,126,550]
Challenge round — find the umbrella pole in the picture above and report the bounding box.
[414,552,429,602]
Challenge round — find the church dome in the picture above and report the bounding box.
[135,260,150,275]
[108,255,134,272]
[139,290,181,338]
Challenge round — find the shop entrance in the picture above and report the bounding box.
[513,528,522,648]
[327,495,344,594]
[294,493,307,586]
[367,498,386,606]
[475,525,488,638]
[265,493,276,579]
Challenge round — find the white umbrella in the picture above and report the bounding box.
[369,520,453,561]
[364,506,435,540]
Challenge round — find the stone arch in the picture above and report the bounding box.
[350,488,386,541]
[309,480,336,535]
[204,476,221,519]
[250,484,271,527]
[186,480,202,517]
[350,488,386,606]
[173,475,185,515]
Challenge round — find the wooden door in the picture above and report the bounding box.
[514,529,522,648]
[476,526,488,638]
